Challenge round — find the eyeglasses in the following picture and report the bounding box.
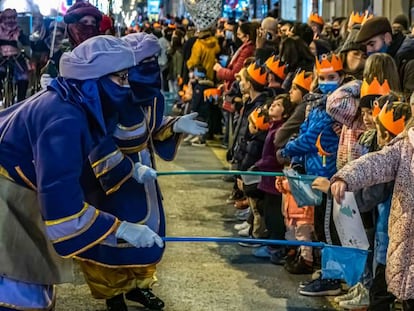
[113,72,128,82]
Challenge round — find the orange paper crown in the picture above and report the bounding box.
[350,11,365,25]
[204,88,222,101]
[360,77,390,98]
[247,63,268,85]
[308,13,324,26]
[315,53,343,74]
[376,103,406,136]
[292,70,313,92]
[249,106,270,131]
[264,56,287,81]
[361,12,374,25]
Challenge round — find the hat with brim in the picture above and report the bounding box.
[60,35,136,80]
[355,17,392,43]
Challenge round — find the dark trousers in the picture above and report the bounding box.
[368,264,395,311]
[262,193,284,240]
[313,193,341,245]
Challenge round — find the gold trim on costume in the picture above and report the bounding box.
[113,122,148,141]
[51,209,99,243]
[45,202,89,226]
[93,151,124,178]
[105,157,134,195]
[116,120,145,131]
[74,255,162,269]
[14,166,36,190]
[91,150,121,168]
[0,165,13,181]
[119,142,148,154]
[61,218,121,258]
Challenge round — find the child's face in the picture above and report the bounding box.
[375,121,391,147]
[239,75,250,95]
[289,84,303,104]
[268,99,285,120]
[361,107,375,130]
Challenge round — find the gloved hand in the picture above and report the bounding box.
[132,162,157,184]
[115,221,164,248]
[40,74,53,89]
[173,112,208,135]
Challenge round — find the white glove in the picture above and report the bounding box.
[115,221,164,248]
[173,112,208,135]
[132,162,157,184]
[40,74,53,90]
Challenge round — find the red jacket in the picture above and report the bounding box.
[217,41,255,91]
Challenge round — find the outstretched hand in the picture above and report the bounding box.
[173,112,208,136]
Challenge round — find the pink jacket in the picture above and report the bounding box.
[332,128,414,300]
[276,178,314,227]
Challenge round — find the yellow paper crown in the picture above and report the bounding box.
[249,106,270,131]
[292,70,313,92]
[315,53,343,74]
[376,102,406,136]
[265,56,287,81]
[308,13,324,26]
[360,77,390,98]
[247,63,268,85]
[350,11,365,25]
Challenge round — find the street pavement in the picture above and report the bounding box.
[55,141,340,311]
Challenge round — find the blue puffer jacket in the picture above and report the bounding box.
[281,93,339,178]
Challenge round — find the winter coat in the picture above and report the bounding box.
[281,93,339,178]
[331,128,414,300]
[231,93,268,169]
[167,48,183,81]
[276,178,314,226]
[187,33,220,82]
[190,79,215,121]
[326,80,366,169]
[217,40,255,91]
[255,120,285,194]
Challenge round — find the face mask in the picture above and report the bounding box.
[367,41,388,56]
[98,76,131,113]
[332,28,340,37]
[319,80,339,94]
[68,23,99,47]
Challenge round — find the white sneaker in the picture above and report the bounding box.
[190,135,201,143]
[234,221,249,231]
[238,226,250,237]
[334,282,363,303]
[339,286,369,309]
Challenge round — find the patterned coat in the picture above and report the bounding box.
[332,128,414,300]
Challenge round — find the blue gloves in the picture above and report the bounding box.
[115,221,164,248]
[173,112,208,135]
[133,162,157,183]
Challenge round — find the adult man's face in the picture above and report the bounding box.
[260,17,278,42]
[363,33,391,55]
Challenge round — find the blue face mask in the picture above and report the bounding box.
[98,75,131,113]
[367,41,388,56]
[319,80,339,94]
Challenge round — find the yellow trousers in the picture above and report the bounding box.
[78,261,157,299]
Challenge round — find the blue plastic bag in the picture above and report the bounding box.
[283,169,323,207]
[322,244,368,286]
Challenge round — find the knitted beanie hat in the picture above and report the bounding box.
[64,1,102,24]
[392,14,409,30]
[60,35,135,80]
[355,17,392,43]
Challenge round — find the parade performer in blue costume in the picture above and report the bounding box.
[0,36,167,310]
[77,32,208,311]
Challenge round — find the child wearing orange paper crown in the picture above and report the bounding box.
[277,53,346,296]
[249,94,295,260]
[264,55,288,96]
[273,70,313,150]
[330,101,413,310]
[235,105,270,238]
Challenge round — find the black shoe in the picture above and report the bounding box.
[125,288,165,310]
[106,294,128,311]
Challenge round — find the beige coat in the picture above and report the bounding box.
[332,128,414,300]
